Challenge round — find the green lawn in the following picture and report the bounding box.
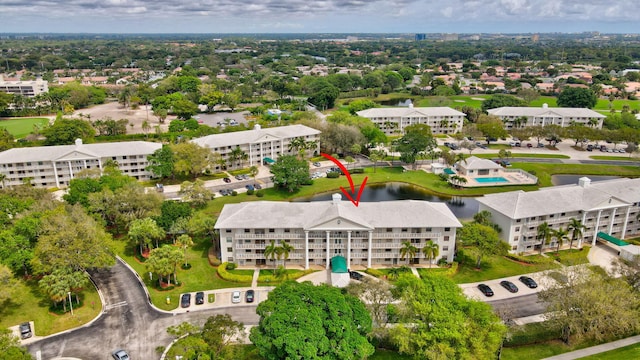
[514,162,640,187]
[370,349,412,360]
[0,278,101,336]
[589,155,640,161]
[451,253,559,284]
[579,342,640,360]
[474,153,570,159]
[112,237,249,311]
[549,247,591,266]
[0,117,49,138]
[502,341,574,360]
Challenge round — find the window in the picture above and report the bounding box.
[269,229,275,233]
[244,229,250,233]
[444,227,451,231]
[226,237,232,243]
[515,227,520,232]
[443,236,450,242]
[401,228,408,232]
[516,219,521,223]
[227,247,233,252]
[225,229,232,233]
[443,246,449,251]
[284,229,290,233]
[386,228,392,232]
[425,228,432,232]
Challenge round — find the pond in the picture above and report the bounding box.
[376,98,414,107]
[551,175,621,186]
[295,182,480,220]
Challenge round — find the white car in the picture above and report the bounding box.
[231,291,241,303]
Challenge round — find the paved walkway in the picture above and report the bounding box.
[542,334,640,360]
[251,268,260,288]
[410,267,420,278]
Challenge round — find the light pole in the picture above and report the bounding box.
[68,292,74,316]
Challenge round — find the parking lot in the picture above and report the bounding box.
[173,287,273,314]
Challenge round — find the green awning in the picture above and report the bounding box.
[331,256,348,273]
[597,232,629,246]
[263,157,275,164]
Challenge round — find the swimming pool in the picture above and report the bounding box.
[475,177,508,183]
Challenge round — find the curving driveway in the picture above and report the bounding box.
[27,260,259,360]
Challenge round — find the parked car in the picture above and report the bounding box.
[477,284,494,297]
[19,322,32,339]
[245,184,255,191]
[195,291,205,305]
[537,143,545,148]
[241,174,249,180]
[181,293,191,308]
[586,144,593,151]
[518,276,538,289]
[232,291,242,303]
[313,162,322,167]
[223,177,231,183]
[527,143,533,148]
[112,349,130,360]
[254,183,262,190]
[349,271,364,280]
[246,289,255,303]
[500,280,519,293]
[234,175,243,180]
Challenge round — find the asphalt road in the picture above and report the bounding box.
[27,260,259,360]
[488,293,546,319]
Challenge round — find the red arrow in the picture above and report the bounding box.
[320,153,368,207]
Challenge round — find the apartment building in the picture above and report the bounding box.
[0,139,161,189]
[0,76,49,97]
[356,104,465,135]
[215,194,462,269]
[191,124,320,170]
[487,104,605,129]
[477,177,640,253]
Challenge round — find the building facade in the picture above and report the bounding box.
[0,76,49,97]
[477,177,640,253]
[356,105,465,135]
[0,139,161,189]
[191,124,320,170]
[215,194,462,269]
[487,104,605,129]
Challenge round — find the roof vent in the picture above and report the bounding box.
[578,177,591,188]
[408,101,414,109]
[332,193,342,204]
[75,138,83,146]
[542,103,548,108]
[254,124,261,130]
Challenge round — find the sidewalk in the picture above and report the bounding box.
[541,334,640,360]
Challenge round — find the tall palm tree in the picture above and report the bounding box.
[537,222,552,254]
[229,146,247,169]
[553,227,569,253]
[399,240,418,265]
[0,173,6,189]
[423,240,440,268]
[264,240,278,271]
[567,218,586,249]
[280,241,294,270]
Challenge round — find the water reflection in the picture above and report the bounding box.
[295,182,480,220]
[377,98,413,107]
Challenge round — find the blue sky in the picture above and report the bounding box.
[0,0,638,34]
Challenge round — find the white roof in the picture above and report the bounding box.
[357,107,465,118]
[487,107,605,119]
[458,156,502,170]
[0,140,161,164]
[215,198,462,230]
[477,177,640,219]
[191,124,320,149]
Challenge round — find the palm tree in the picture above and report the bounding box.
[229,146,247,169]
[423,240,440,268]
[287,137,307,158]
[553,227,569,254]
[176,234,194,267]
[141,120,151,137]
[537,222,552,254]
[399,240,418,265]
[280,241,294,269]
[387,267,402,281]
[369,150,386,173]
[567,218,586,249]
[264,240,278,271]
[0,173,6,189]
[249,166,259,182]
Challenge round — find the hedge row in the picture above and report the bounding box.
[444,262,459,277]
[505,322,562,347]
[257,269,315,283]
[506,253,555,265]
[364,268,384,278]
[217,262,253,283]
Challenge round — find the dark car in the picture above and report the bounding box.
[112,350,130,360]
[349,271,364,281]
[500,280,519,293]
[180,293,191,308]
[537,143,545,148]
[527,143,533,148]
[245,184,255,191]
[245,289,255,303]
[223,177,231,183]
[313,162,322,167]
[254,183,262,190]
[19,322,32,339]
[518,276,538,289]
[195,291,205,305]
[477,284,494,297]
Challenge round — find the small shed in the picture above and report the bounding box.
[455,156,502,176]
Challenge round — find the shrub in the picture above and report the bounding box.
[231,191,238,196]
[257,269,315,283]
[247,189,255,195]
[505,253,555,265]
[365,268,384,278]
[226,262,237,270]
[208,248,221,266]
[327,172,340,179]
[505,322,562,347]
[217,262,253,283]
[256,190,265,197]
[351,168,365,174]
[444,261,459,277]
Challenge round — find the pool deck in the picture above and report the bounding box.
[421,164,538,188]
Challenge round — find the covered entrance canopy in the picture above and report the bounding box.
[263,157,275,164]
[597,232,629,246]
[330,256,348,273]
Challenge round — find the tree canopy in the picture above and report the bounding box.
[456,222,509,268]
[557,87,598,108]
[250,281,374,360]
[396,124,437,169]
[270,155,311,193]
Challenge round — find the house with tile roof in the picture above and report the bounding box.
[191,124,320,170]
[477,177,640,253]
[487,104,605,129]
[356,104,465,135]
[215,194,462,269]
[0,139,161,189]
